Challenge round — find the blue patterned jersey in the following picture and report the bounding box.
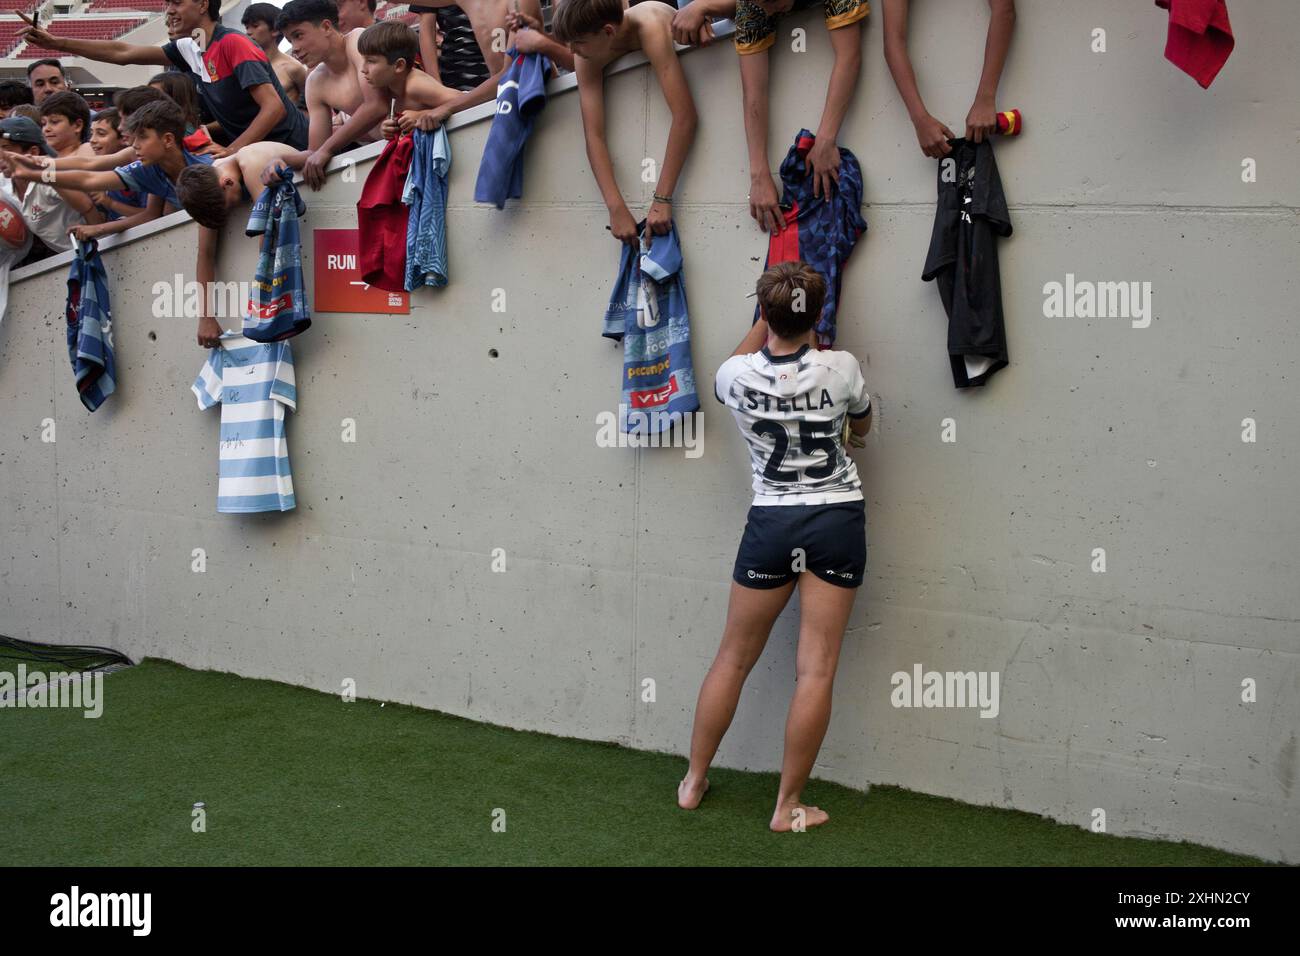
[65,239,116,412]
[403,126,451,291]
[604,222,699,434]
[753,129,866,347]
[244,168,310,342]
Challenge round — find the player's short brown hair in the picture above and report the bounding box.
[356,19,417,68]
[177,164,229,230]
[756,261,826,339]
[552,0,624,44]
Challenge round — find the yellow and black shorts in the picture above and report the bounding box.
[734,0,869,56]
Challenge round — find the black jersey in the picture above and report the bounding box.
[921,137,1013,388]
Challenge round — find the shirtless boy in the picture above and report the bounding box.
[242,2,309,109]
[553,0,697,242]
[277,0,387,188]
[355,20,458,137]
[175,140,302,347]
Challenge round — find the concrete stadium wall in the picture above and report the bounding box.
[2,0,1298,862]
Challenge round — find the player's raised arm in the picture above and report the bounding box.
[731,316,770,357]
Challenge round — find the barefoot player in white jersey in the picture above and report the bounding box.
[679,261,873,832]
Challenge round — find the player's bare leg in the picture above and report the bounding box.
[770,572,856,832]
[679,579,797,809]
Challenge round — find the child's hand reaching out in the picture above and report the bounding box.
[505,9,541,33]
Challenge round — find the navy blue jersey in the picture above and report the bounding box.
[474,45,550,208]
[65,239,117,412]
[752,129,866,348]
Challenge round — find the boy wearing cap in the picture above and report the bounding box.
[0,115,101,263]
[2,101,211,214]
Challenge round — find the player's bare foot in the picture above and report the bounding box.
[677,774,710,809]
[770,801,829,831]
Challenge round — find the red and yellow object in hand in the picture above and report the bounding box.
[995,109,1023,136]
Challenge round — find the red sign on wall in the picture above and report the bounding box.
[313,228,410,314]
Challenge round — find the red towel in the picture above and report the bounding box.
[1155,0,1234,89]
[357,133,415,293]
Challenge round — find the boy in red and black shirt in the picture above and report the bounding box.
[17,0,307,156]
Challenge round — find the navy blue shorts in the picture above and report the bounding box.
[732,500,867,590]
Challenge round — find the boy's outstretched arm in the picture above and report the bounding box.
[307,94,388,183]
[70,194,164,241]
[506,10,575,72]
[194,226,223,349]
[16,13,170,66]
[808,22,863,199]
[30,148,134,173]
[643,18,698,236]
[574,56,635,245]
[966,0,1016,142]
[671,0,736,48]
[51,183,104,225]
[882,0,954,157]
[260,150,308,186]
[738,48,779,233]
[5,161,124,194]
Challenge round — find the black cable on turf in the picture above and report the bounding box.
[0,635,133,672]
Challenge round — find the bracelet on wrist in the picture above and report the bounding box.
[652,193,672,205]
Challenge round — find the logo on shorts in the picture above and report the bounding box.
[747,570,782,580]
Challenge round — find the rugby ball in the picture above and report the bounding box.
[0,193,28,251]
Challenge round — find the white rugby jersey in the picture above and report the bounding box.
[715,344,871,506]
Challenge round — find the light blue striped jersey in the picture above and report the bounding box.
[192,332,297,513]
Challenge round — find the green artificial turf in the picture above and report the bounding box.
[0,659,1273,866]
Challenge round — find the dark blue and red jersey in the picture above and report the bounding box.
[163,25,307,150]
[753,129,866,348]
